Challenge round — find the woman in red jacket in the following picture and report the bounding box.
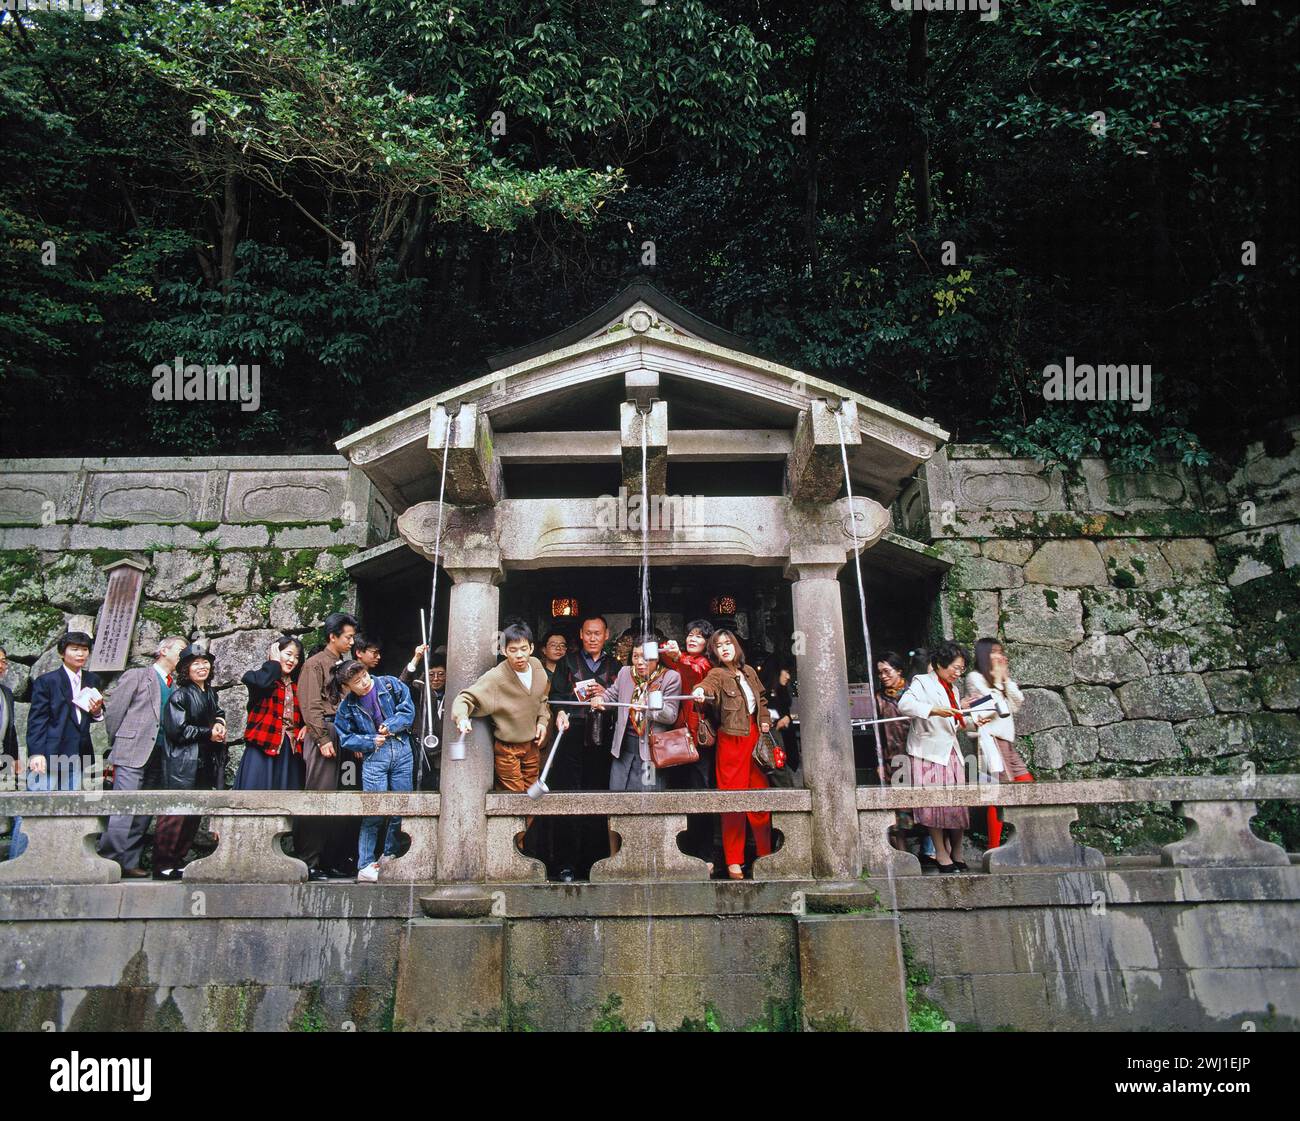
[234,636,306,791]
[691,629,772,880]
[662,619,717,869]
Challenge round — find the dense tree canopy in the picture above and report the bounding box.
[2,0,1295,467]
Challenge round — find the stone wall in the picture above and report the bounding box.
[0,456,389,773]
[906,418,1300,851]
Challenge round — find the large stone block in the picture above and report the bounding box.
[215,553,255,594]
[148,551,217,599]
[1015,688,1072,735]
[224,469,351,524]
[1064,684,1124,727]
[269,591,306,632]
[1027,725,1099,770]
[950,554,1024,591]
[1097,719,1180,761]
[1183,624,1247,673]
[0,603,64,660]
[1023,540,1108,587]
[1001,587,1084,646]
[195,594,266,636]
[42,554,107,613]
[393,919,504,1031]
[1147,585,1234,630]
[1071,633,1150,683]
[1003,643,1074,688]
[1082,587,1146,634]
[1248,712,1300,762]
[208,629,283,689]
[1175,714,1253,759]
[1098,539,1174,587]
[1202,670,1260,713]
[1116,674,1214,722]
[982,539,1035,565]
[1124,629,1190,675]
[1256,663,1300,710]
[218,684,249,742]
[797,914,907,1031]
[1158,538,1221,581]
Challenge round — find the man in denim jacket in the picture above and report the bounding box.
[332,661,416,883]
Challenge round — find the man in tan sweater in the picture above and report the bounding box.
[296,611,358,879]
[452,623,569,792]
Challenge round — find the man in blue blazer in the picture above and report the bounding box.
[7,631,104,861]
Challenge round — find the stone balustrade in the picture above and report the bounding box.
[857,775,1299,876]
[0,777,1295,887]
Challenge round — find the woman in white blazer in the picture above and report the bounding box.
[897,641,987,872]
[965,637,1033,848]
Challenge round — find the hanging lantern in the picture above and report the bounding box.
[710,594,737,616]
[551,597,580,618]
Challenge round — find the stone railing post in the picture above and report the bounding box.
[1161,800,1290,868]
[785,546,861,880]
[436,552,503,883]
[183,814,307,883]
[0,815,121,884]
[591,814,710,881]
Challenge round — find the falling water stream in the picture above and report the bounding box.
[833,406,908,1017]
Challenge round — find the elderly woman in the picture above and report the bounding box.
[897,641,988,873]
[153,642,227,881]
[595,637,681,793]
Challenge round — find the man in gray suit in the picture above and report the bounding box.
[97,636,187,876]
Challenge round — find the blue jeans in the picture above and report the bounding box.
[357,740,412,869]
[8,755,84,861]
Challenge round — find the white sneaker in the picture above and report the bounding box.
[357,862,380,883]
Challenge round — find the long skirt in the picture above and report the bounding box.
[911,747,971,830]
[235,735,306,791]
[716,720,772,867]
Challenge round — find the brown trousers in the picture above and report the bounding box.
[494,739,540,793]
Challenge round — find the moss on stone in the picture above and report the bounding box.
[138,601,190,635]
[0,548,42,598]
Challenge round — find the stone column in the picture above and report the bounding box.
[785,545,861,880]
[436,550,504,883]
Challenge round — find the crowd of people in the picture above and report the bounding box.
[0,612,1029,882]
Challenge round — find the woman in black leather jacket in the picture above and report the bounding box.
[152,642,226,880]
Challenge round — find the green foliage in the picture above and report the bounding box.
[902,931,953,1033]
[591,992,629,1032]
[0,1,1293,462]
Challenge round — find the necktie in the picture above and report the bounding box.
[166,674,174,687]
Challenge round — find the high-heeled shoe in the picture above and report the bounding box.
[727,864,745,880]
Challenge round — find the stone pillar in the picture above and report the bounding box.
[436,551,503,883]
[785,546,861,880]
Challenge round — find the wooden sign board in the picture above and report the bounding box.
[89,558,148,673]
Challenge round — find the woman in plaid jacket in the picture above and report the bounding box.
[234,636,306,791]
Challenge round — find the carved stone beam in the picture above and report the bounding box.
[430,402,503,506]
[620,400,668,497]
[789,399,860,504]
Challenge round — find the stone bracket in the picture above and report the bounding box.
[485,816,546,883]
[983,805,1105,873]
[788,399,860,504]
[858,809,923,877]
[1161,800,1290,868]
[752,811,814,880]
[591,814,710,882]
[620,400,668,497]
[430,402,503,506]
[0,816,120,885]
[183,814,307,883]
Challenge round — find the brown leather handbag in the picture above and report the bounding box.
[693,710,717,749]
[649,725,700,769]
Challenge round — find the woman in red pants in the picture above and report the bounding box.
[691,629,772,880]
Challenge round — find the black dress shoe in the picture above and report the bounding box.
[123,867,151,879]
[952,861,970,872]
[307,869,331,882]
[153,868,183,881]
[918,854,939,868]
[937,862,960,874]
